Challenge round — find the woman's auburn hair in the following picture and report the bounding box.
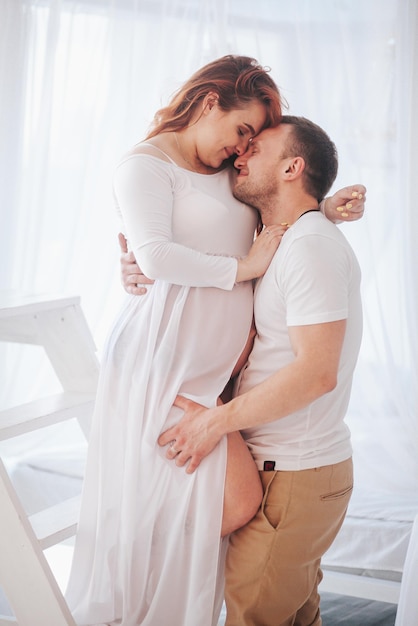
[146,55,283,139]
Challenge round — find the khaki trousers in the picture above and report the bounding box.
[224,458,353,626]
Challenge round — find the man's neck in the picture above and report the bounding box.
[264,198,319,227]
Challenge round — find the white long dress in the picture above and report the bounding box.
[65,148,258,626]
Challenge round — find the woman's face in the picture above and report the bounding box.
[196,99,267,169]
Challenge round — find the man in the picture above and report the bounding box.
[157,116,363,625]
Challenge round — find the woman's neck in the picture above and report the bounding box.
[172,131,221,175]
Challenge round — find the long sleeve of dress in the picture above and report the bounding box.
[113,155,238,290]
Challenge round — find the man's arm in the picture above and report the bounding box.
[158,319,346,473]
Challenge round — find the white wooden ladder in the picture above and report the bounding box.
[0,294,99,626]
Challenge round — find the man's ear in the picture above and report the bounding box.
[284,156,305,179]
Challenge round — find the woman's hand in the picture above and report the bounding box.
[236,224,287,283]
[323,184,367,223]
[118,233,154,295]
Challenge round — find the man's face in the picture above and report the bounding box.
[233,125,292,210]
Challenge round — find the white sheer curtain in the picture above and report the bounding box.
[0,0,417,495]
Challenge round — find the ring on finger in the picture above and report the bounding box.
[170,442,180,455]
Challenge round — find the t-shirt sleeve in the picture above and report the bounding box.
[113,156,238,290]
[281,235,350,326]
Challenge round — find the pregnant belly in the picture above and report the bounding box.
[109,280,254,406]
[157,282,254,398]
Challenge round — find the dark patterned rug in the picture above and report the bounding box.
[321,592,397,625]
[216,593,397,625]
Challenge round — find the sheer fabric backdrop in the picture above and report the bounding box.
[0,0,417,500]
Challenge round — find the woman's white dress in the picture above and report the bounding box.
[65,149,258,626]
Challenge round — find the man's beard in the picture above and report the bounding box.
[233,180,277,212]
[233,181,260,210]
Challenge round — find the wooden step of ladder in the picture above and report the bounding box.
[0,392,95,441]
[0,294,99,625]
[29,494,81,550]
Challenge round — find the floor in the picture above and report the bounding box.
[320,592,397,626]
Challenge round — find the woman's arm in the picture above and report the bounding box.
[114,156,282,290]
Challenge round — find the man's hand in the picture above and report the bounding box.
[158,396,224,473]
[324,185,366,222]
[118,233,154,295]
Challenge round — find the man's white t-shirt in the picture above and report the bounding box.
[237,211,363,471]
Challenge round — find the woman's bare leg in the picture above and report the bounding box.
[221,431,262,537]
